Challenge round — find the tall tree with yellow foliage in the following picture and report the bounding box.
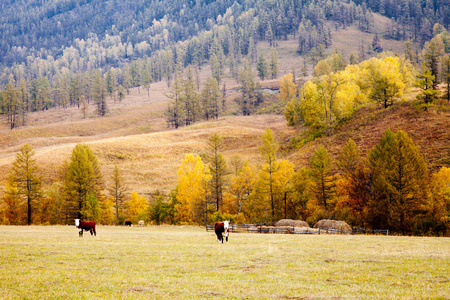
[362,56,411,109]
[278,73,297,103]
[6,144,42,225]
[126,191,148,224]
[429,167,450,235]
[176,154,211,223]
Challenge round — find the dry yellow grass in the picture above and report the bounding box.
[1,226,449,299]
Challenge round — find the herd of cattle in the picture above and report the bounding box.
[74,219,145,237]
[74,219,231,244]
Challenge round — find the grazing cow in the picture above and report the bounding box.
[125,220,132,226]
[214,221,230,243]
[75,219,96,237]
[138,220,144,227]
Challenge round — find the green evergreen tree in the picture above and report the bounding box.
[108,165,128,223]
[91,70,107,116]
[309,146,335,211]
[368,130,429,234]
[201,77,221,120]
[270,48,279,80]
[415,63,439,110]
[64,144,103,219]
[257,54,269,81]
[258,128,280,222]
[204,133,228,212]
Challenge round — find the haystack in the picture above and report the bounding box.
[313,219,352,232]
[275,219,310,228]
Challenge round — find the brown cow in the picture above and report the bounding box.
[75,219,96,237]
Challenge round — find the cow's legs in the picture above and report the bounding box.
[216,232,223,243]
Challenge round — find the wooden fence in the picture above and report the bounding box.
[206,224,389,235]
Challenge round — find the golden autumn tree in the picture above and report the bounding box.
[429,167,450,234]
[223,162,256,222]
[176,154,211,224]
[257,128,281,222]
[298,65,368,133]
[126,191,148,224]
[335,139,372,227]
[2,181,25,225]
[361,56,413,109]
[6,144,42,225]
[279,73,297,103]
[100,196,115,225]
[289,167,311,221]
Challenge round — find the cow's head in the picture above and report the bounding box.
[223,220,229,229]
[74,219,80,227]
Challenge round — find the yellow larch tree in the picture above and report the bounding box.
[429,167,450,233]
[279,73,297,103]
[126,191,148,224]
[176,154,211,223]
[223,162,257,221]
[361,56,411,108]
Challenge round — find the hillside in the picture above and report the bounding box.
[288,95,450,173]
[1,10,449,197]
[1,70,449,200]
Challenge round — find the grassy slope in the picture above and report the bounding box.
[1,226,449,299]
[0,13,448,198]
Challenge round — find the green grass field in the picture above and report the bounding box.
[0,226,449,299]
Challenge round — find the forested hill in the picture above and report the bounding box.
[1,0,448,87]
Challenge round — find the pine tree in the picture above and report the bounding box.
[371,34,383,53]
[256,54,268,80]
[117,85,125,103]
[442,55,450,102]
[105,69,116,101]
[4,78,18,129]
[165,75,184,129]
[309,146,335,211]
[6,144,42,225]
[18,78,28,126]
[258,128,280,222]
[64,144,103,219]
[270,48,279,79]
[183,66,201,126]
[368,130,429,234]
[201,77,220,120]
[422,36,444,89]
[108,165,128,223]
[204,133,228,212]
[91,70,107,116]
[415,63,439,110]
[142,67,152,98]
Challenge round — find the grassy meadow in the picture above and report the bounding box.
[1,226,449,299]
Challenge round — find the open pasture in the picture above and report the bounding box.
[0,226,449,299]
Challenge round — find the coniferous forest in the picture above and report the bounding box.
[0,0,449,235]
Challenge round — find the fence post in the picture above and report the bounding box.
[318,228,320,235]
